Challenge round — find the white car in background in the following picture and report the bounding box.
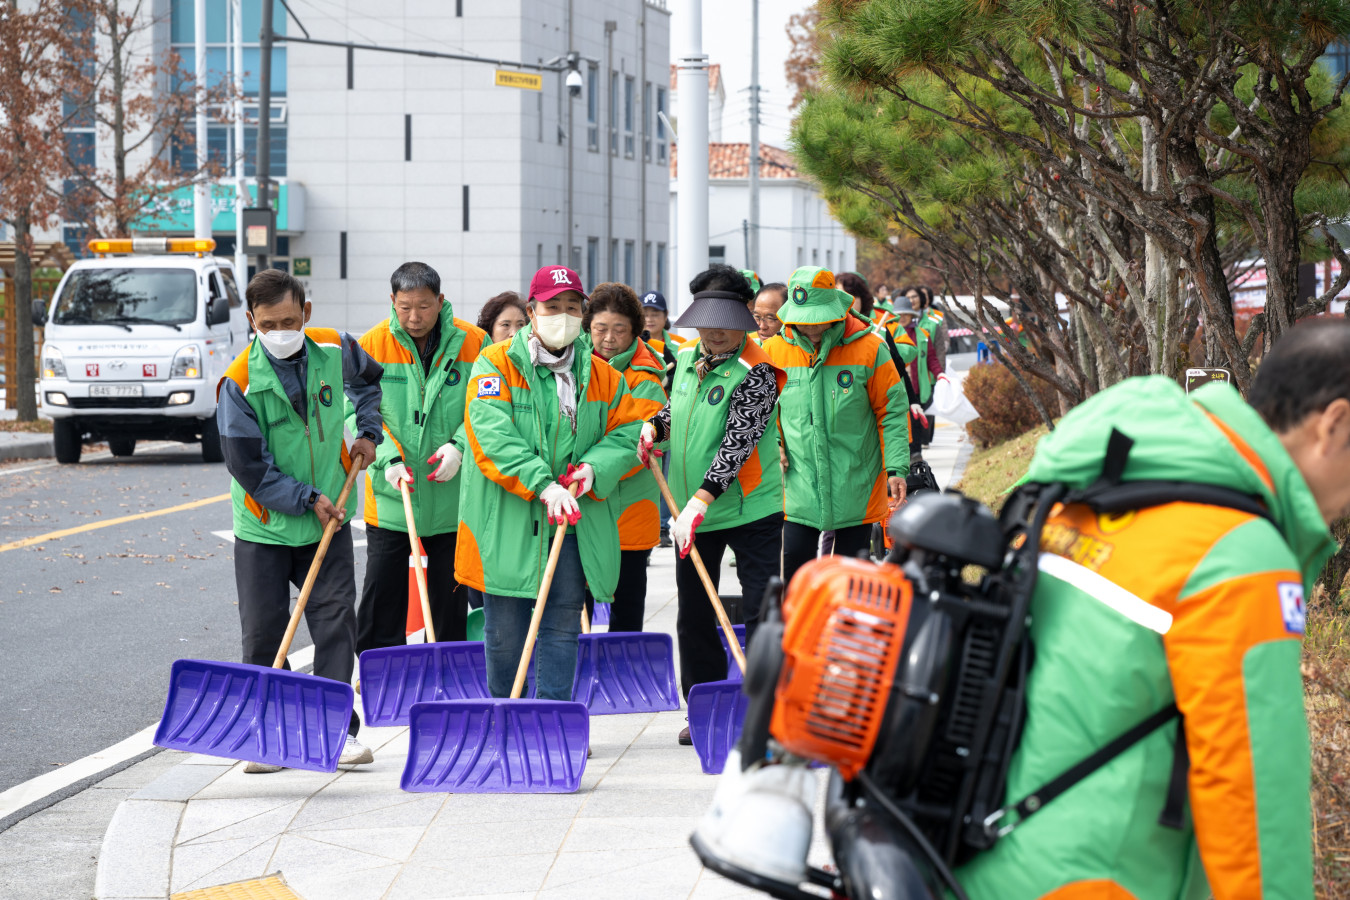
[35,238,252,464]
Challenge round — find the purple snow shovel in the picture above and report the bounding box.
[154,456,364,772]
[574,605,680,715]
[647,458,749,773]
[401,485,589,793]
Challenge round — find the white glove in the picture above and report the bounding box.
[637,421,658,465]
[426,443,463,483]
[540,481,582,525]
[384,461,414,494]
[669,496,709,559]
[560,462,595,496]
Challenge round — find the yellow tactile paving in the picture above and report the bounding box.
[171,873,304,900]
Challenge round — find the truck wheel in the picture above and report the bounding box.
[109,437,136,457]
[201,415,224,463]
[53,419,82,464]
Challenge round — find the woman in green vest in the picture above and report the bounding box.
[455,266,644,701]
[637,279,786,744]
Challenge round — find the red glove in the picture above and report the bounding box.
[558,462,595,497]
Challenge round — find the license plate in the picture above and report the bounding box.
[90,384,145,398]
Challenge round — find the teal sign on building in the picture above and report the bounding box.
[136,182,297,233]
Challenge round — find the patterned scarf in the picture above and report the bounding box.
[695,347,737,382]
[528,335,578,432]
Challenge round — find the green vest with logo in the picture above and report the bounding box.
[352,305,485,535]
[228,330,353,547]
[668,337,783,532]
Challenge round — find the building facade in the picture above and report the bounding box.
[46,0,671,334]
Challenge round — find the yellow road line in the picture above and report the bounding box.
[0,493,230,553]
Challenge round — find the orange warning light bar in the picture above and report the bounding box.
[87,237,217,255]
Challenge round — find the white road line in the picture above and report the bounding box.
[0,644,317,821]
[0,441,184,477]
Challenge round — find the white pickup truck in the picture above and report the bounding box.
[35,238,252,463]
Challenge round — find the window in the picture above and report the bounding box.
[827,249,833,269]
[624,76,635,158]
[537,243,543,270]
[624,241,635,286]
[587,238,599,288]
[656,87,668,164]
[609,70,619,156]
[587,64,599,151]
[1323,41,1350,79]
[643,241,652,288]
[609,238,619,281]
[812,248,819,266]
[709,245,726,267]
[571,245,582,270]
[643,82,652,161]
[797,246,804,266]
[656,243,667,295]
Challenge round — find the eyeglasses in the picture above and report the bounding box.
[752,315,780,325]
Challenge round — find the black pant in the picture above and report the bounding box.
[608,549,650,632]
[782,521,872,588]
[358,526,465,652]
[234,526,360,735]
[911,401,935,453]
[674,513,782,698]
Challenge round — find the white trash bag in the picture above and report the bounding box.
[930,374,980,425]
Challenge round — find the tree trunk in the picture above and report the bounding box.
[1253,172,1304,352]
[109,5,130,236]
[13,213,37,422]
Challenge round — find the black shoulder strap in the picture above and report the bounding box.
[1158,716,1190,830]
[987,705,1180,839]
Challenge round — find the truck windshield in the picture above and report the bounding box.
[52,268,198,327]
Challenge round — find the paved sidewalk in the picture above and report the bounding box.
[94,421,972,900]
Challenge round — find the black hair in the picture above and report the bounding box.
[757,282,788,302]
[476,291,527,334]
[836,272,874,317]
[690,264,754,303]
[584,282,645,338]
[245,268,306,312]
[390,261,441,297]
[1249,318,1350,433]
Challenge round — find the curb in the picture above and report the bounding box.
[0,436,53,462]
[94,757,233,900]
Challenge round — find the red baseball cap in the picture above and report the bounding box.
[528,265,588,303]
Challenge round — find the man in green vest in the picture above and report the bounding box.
[637,276,786,744]
[352,262,487,651]
[216,269,384,772]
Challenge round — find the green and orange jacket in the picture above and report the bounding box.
[957,377,1335,900]
[454,326,643,602]
[349,303,486,536]
[590,336,668,551]
[763,314,909,530]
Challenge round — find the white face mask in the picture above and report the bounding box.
[533,312,583,348]
[258,329,305,359]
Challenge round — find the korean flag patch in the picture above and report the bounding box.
[477,376,502,398]
[1278,582,1306,635]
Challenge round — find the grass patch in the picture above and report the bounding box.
[0,417,52,434]
[953,423,1050,509]
[956,427,1350,896]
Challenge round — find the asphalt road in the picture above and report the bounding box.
[0,442,367,794]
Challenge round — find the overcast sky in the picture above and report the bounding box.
[668,0,809,150]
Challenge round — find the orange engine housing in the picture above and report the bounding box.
[769,555,913,779]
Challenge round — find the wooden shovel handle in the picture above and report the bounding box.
[647,457,747,675]
[510,482,582,699]
[400,480,436,644]
[272,451,366,669]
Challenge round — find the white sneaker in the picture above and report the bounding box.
[339,735,374,766]
[243,760,284,774]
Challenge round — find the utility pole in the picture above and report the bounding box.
[748,0,760,272]
[676,0,709,318]
[565,0,574,269]
[232,0,246,283]
[193,0,210,240]
[255,0,275,272]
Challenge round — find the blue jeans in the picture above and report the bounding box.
[483,534,585,701]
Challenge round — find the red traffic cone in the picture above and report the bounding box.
[406,538,427,637]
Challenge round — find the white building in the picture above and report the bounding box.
[667,64,854,307]
[45,0,672,334]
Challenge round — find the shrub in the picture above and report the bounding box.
[1305,585,1350,896]
[962,361,1058,448]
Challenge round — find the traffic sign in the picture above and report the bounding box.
[495,69,542,91]
[1184,367,1232,393]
